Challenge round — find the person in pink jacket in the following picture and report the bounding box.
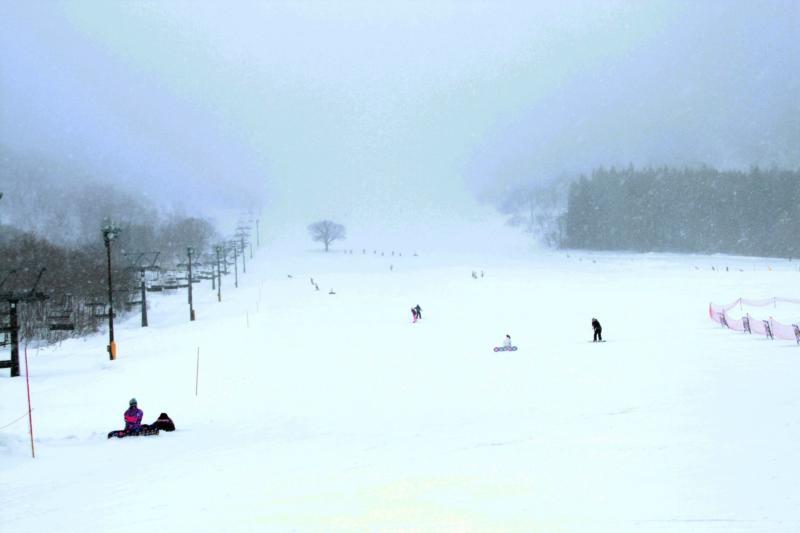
[124,398,144,433]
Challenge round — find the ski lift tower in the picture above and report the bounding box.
[0,268,49,377]
[123,251,160,327]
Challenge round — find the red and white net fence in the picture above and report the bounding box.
[709,298,800,343]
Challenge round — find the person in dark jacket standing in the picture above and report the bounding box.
[591,318,602,342]
[414,305,422,320]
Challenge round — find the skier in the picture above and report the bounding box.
[413,304,422,320]
[411,307,418,322]
[124,398,145,434]
[592,318,603,342]
[503,334,512,349]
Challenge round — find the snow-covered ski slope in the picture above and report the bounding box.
[2,236,800,532]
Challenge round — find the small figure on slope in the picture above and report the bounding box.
[592,318,603,342]
[493,334,517,352]
[414,304,422,320]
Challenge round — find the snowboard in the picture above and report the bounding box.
[493,346,518,352]
[107,427,160,439]
[590,340,607,343]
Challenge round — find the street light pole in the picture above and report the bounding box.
[102,222,121,360]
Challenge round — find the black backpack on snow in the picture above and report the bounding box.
[152,412,176,432]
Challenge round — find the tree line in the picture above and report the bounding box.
[1,148,219,344]
[559,165,800,257]
[495,165,800,258]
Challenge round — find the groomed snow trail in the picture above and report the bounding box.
[2,245,799,532]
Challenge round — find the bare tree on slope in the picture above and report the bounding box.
[308,220,346,252]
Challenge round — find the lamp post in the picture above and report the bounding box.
[102,222,121,360]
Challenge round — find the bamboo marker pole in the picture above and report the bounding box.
[24,344,35,458]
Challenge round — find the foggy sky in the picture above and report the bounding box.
[1,1,798,239]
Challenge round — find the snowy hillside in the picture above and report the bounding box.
[2,239,800,532]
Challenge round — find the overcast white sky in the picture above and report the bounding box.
[1,1,798,241]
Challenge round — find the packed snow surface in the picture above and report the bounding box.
[2,240,800,532]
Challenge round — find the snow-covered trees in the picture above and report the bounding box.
[308,220,346,252]
[559,166,800,257]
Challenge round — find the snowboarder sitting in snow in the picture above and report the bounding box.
[592,318,603,342]
[124,398,147,434]
[108,398,152,438]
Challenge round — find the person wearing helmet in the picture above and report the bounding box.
[503,334,512,349]
[124,398,144,434]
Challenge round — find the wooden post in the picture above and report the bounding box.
[9,301,19,377]
[140,269,148,327]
